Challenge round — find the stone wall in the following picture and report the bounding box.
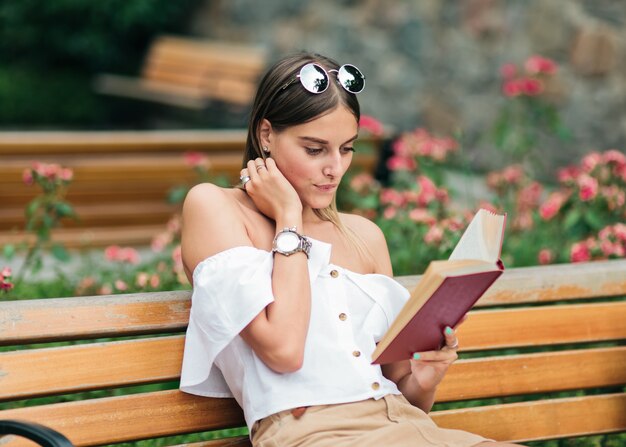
[190,0,625,174]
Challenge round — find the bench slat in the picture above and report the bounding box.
[2,391,623,446]
[438,346,626,401]
[431,393,626,443]
[396,259,626,305]
[460,301,626,350]
[2,327,623,402]
[0,390,245,447]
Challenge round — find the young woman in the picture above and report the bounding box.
[179,52,524,446]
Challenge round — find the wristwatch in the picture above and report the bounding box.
[272,227,312,258]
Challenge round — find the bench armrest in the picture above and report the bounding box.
[0,420,74,447]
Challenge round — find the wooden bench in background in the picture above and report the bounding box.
[0,130,383,248]
[1,260,625,446]
[93,36,268,110]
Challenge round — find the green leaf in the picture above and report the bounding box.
[51,243,71,262]
[563,209,581,231]
[2,244,16,260]
[55,201,75,218]
[167,186,189,204]
[25,198,41,218]
[583,210,604,230]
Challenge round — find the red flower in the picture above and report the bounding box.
[183,152,209,168]
[524,55,557,75]
[570,241,591,262]
[520,77,543,96]
[538,249,554,265]
[500,63,517,79]
[502,79,522,97]
[577,174,598,201]
[359,115,385,136]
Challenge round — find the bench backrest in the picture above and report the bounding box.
[141,36,267,106]
[1,259,625,446]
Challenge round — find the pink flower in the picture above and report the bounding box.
[183,152,209,168]
[577,174,598,201]
[539,192,567,220]
[1,267,11,278]
[424,225,444,244]
[359,115,385,136]
[520,77,543,96]
[502,165,524,185]
[408,208,436,224]
[581,152,602,173]
[380,188,406,207]
[383,206,397,220]
[387,155,416,171]
[350,173,376,193]
[22,169,34,185]
[416,176,438,206]
[98,284,113,295]
[149,274,160,289]
[538,249,554,265]
[518,182,543,208]
[60,168,74,182]
[570,241,591,263]
[104,245,121,261]
[151,233,172,253]
[114,280,128,291]
[557,166,581,184]
[502,79,522,97]
[524,55,557,75]
[500,63,517,79]
[614,223,626,242]
[104,245,140,264]
[136,272,149,288]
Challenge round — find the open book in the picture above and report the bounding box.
[371,209,507,365]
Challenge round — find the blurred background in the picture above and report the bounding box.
[1,0,624,171]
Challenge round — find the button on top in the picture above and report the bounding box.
[330,269,339,278]
[371,382,380,390]
[338,313,347,321]
[352,350,361,357]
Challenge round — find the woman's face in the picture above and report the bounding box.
[266,105,358,211]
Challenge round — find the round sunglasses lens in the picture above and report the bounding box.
[299,64,329,94]
[338,64,365,93]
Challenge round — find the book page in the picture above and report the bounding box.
[449,209,505,262]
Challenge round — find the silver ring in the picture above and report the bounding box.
[255,164,266,172]
[447,340,459,350]
[240,175,251,186]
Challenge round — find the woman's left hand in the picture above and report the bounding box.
[408,325,459,393]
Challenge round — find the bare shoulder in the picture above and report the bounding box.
[339,212,393,275]
[181,183,252,276]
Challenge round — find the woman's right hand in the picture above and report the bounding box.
[241,157,302,223]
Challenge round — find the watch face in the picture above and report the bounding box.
[276,232,300,252]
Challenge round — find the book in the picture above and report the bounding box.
[371,209,507,365]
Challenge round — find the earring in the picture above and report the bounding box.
[262,146,270,153]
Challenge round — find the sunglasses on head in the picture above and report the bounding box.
[281,63,365,95]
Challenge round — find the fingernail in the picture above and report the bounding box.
[413,353,420,360]
[445,326,454,335]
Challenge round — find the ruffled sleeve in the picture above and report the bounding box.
[180,241,331,397]
[180,246,275,397]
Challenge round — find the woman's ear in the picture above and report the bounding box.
[259,119,272,148]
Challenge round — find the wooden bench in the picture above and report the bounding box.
[93,36,268,109]
[1,259,625,446]
[0,130,382,248]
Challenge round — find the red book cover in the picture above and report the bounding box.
[371,209,506,365]
[371,268,503,364]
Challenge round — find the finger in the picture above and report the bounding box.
[239,168,251,188]
[254,157,268,175]
[443,326,459,350]
[247,159,259,182]
[264,157,278,173]
[411,350,457,362]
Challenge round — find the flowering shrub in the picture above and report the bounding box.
[5,162,76,281]
[340,128,471,274]
[1,267,14,293]
[492,55,569,172]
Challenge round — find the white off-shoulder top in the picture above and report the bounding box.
[179,237,410,430]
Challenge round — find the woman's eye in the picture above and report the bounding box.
[342,147,355,154]
[305,147,323,155]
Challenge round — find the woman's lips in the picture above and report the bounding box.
[315,184,337,192]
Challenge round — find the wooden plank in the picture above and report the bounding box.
[2,274,624,345]
[0,131,385,155]
[0,336,184,400]
[437,346,626,402]
[431,393,626,442]
[0,390,246,447]
[176,438,251,447]
[4,326,623,402]
[459,301,626,350]
[0,293,191,346]
[396,259,626,304]
[0,224,168,249]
